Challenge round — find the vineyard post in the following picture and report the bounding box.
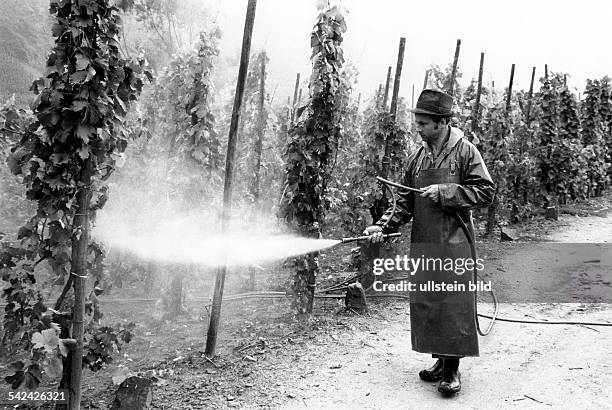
[291,73,300,125]
[389,38,405,119]
[69,158,93,409]
[205,0,257,357]
[411,84,415,108]
[376,83,383,108]
[297,88,303,106]
[249,52,266,290]
[472,52,485,135]
[423,69,429,89]
[382,37,405,179]
[382,66,392,109]
[449,39,461,94]
[506,63,515,112]
[525,66,536,125]
[545,64,549,79]
[486,64,515,236]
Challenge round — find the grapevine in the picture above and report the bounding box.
[279,5,347,315]
[1,0,146,394]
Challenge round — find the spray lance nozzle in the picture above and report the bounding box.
[340,232,401,244]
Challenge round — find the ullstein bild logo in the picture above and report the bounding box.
[372,279,492,292]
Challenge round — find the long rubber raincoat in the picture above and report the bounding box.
[376,126,495,357]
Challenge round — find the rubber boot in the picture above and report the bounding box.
[419,359,444,382]
[438,358,461,396]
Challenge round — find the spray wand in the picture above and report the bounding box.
[340,232,401,243]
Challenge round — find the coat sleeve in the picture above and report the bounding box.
[374,151,420,233]
[438,142,496,211]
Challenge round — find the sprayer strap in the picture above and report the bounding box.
[71,271,88,279]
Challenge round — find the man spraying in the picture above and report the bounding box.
[364,89,495,396]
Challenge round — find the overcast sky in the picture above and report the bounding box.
[211,0,611,106]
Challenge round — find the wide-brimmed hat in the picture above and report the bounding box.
[409,89,453,116]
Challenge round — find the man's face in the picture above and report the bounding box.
[414,114,443,143]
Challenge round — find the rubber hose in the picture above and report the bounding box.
[454,212,499,336]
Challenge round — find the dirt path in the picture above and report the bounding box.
[279,305,611,409]
[267,211,612,409]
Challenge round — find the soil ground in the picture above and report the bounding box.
[1,192,612,409]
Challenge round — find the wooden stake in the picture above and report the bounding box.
[382,66,392,109]
[290,72,300,124]
[389,37,405,118]
[252,53,266,205]
[376,83,383,108]
[411,84,415,108]
[382,37,405,179]
[525,66,536,124]
[506,63,515,113]
[545,64,548,79]
[488,63,515,236]
[205,0,257,358]
[449,39,461,94]
[297,88,303,106]
[472,52,484,133]
[68,158,92,410]
[423,69,429,89]
[249,52,266,291]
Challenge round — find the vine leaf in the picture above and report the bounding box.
[32,328,60,353]
[5,370,25,389]
[4,362,41,390]
[77,145,91,160]
[76,124,93,143]
[58,339,69,357]
[71,100,88,112]
[75,53,89,71]
[43,355,63,379]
